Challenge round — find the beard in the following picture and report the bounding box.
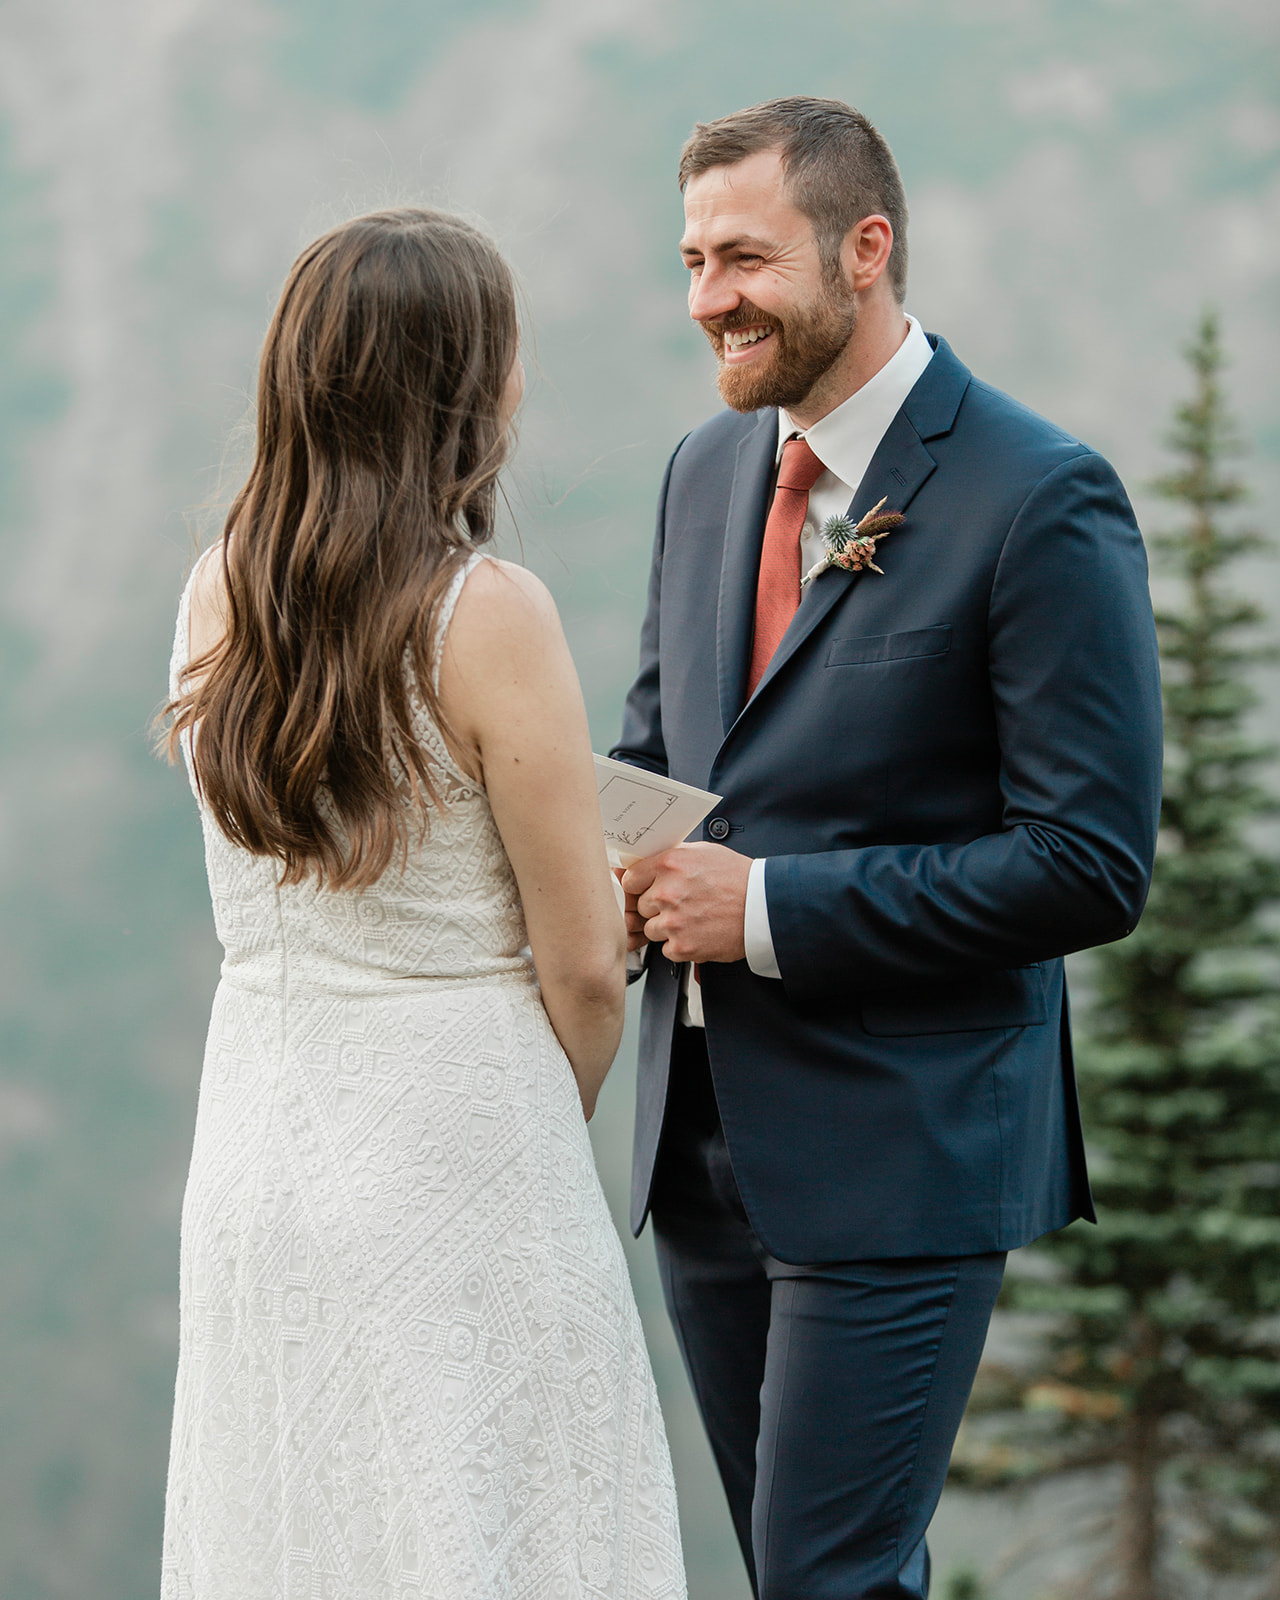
[704,282,858,413]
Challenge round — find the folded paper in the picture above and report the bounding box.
[593,755,721,868]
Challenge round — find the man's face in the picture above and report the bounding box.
[680,148,856,413]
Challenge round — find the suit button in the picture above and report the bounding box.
[707,817,730,841]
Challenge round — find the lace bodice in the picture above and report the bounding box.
[169,552,530,996]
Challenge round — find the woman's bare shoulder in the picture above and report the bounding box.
[448,556,563,664]
[187,542,230,661]
[456,555,555,613]
[439,556,580,762]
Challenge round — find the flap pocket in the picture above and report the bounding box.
[861,965,1046,1036]
[827,625,951,667]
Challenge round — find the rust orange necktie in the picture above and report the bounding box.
[747,435,826,697]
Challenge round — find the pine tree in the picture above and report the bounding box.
[950,313,1280,1600]
[942,1561,992,1600]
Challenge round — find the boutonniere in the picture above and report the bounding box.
[800,498,905,588]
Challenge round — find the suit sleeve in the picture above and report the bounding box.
[609,443,683,778]
[766,451,1163,996]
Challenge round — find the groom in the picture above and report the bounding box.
[613,98,1162,1598]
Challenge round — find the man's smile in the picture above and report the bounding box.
[721,324,775,360]
[713,318,774,360]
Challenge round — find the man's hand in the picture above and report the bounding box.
[620,843,751,964]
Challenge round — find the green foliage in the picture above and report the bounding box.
[951,313,1280,1597]
[942,1561,992,1600]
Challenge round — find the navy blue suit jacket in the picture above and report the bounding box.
[612,336,1162,1263]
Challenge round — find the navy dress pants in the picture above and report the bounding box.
[650,1026,1004,1600]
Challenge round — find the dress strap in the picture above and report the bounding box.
[432,550,485,693]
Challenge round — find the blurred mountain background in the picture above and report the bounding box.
[0,1,1275,1596]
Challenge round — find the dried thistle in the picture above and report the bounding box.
[820,514,857,552]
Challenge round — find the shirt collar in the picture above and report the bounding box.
[776,314,934,483]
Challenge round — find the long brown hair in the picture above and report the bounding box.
[164,207,518,888]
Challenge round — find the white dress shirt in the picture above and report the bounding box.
[736,314,935,993]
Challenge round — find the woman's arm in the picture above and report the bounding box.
[438,558,625,1119]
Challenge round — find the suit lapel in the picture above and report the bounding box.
[715,411,778,732]
[711,336,973,743]
[739,336,972,711]
[747,409,937,701]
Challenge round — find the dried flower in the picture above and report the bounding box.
[801,498,905,587]
[820,514,857,552]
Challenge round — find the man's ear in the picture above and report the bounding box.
[840,214,893,294]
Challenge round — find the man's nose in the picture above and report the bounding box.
[688,263,740,325]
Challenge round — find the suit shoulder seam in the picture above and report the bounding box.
[985,449,1111,633]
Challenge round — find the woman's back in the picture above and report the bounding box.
[174,553,531,998]
[163,548,686,1599]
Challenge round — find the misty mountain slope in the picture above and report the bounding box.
[0,1,1274,1595]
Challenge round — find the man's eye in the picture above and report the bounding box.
[738,254,762,266]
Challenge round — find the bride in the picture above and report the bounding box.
[160,207,686,1599]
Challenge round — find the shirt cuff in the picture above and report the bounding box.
[744,857,781,980]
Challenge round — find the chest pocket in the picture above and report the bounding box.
[827,625,951,667]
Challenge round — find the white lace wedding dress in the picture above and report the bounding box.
[161,553,685,1600]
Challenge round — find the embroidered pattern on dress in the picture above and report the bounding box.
[162,552,685,1599]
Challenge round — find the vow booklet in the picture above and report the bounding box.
[593,754,722,868]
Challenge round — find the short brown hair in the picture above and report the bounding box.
[678,97,909,303]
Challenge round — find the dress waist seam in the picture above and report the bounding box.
[218,966,536,1000]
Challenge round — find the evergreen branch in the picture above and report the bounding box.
[954,309,1280,1594]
